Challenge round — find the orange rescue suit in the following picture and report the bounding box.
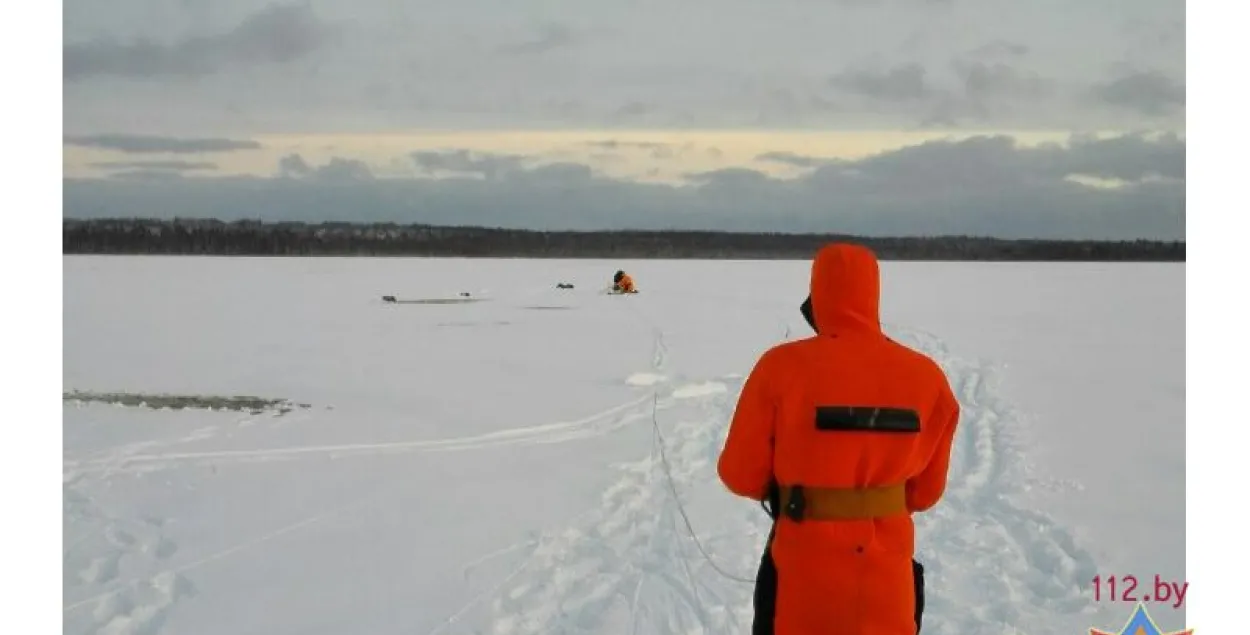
[615,273,636,293]
[717,243,960,635]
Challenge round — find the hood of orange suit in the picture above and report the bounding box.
[807,243,882,335]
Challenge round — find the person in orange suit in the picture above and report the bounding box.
[717,242,960,635]
[612,270,637,293]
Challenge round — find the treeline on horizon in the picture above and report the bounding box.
[62,218,1185,261]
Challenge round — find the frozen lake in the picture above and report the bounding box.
[62,255,1185,635]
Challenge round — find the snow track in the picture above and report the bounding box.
[893,328,1101,633]
[466,378,763,635]
[448,321,765,635]
[63,395,660,474]
[64,473,193,635]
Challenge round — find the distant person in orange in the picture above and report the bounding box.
[717,242,960,635]
[612,270,637,294]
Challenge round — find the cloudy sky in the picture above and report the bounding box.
[62,0,1185,239]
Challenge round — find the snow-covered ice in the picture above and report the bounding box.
[63,256,1184,635]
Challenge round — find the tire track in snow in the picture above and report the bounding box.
[461,324,1100,635]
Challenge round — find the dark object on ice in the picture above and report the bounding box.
[62,391,310,416]
[380,296,484,305]
[460,292,471,297]
[556,283,575,289]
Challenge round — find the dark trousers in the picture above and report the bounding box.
[750,526,925,634]
[751,527,779,635]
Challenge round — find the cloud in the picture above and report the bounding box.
[523,162,598,182]
[1122,18,1184,50]
[278,154,373,181]
[495,23,577,55]
[969,40,1030,59]
[63,133,1184,241]
[1090,70,1184,116]
[686,167,774,188]
[582,140,690,160]
[410,149,529,179]
[825,0,955,6]
[904,58,1054,127]
[65,134,262,154]
[63,0,1184,132]
[830,64,933,101]
[587,152,626,165]
[954,60,1051,100]
[1045,132,1183,181]
[409,150,606,182]
[827,63,982,126]
[833,133,1181,189]
[278,154,313,177]
[90,160,219,171]
[755,152,833,168]
[584,140,669,151]
[614,102,656,118]
[827,53,1061,128]
[105,170,190,182]
[64,2,335,81]
[918,97,989,128]
[316,157,374,182]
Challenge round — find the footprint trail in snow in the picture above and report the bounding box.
[64,473,194,635]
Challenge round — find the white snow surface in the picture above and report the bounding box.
[63,256,1184,635]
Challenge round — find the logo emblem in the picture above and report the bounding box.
[1090,602,1192,635]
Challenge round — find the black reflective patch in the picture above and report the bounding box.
[814,406,920,432]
